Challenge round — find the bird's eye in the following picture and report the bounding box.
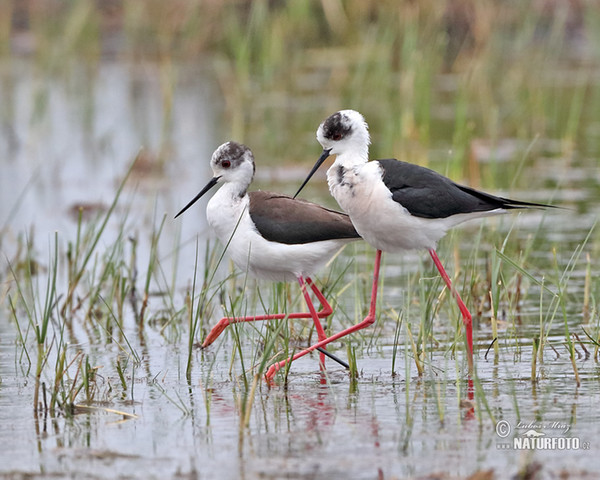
[222,160,231,168]
[332,133,342,141]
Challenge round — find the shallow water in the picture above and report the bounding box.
[1,58,599,480]
[2,326,599,479]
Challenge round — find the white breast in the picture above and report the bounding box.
[326,159,497,252]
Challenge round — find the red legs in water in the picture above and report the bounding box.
[265,249,474,384]
[265,250,383,382]
[297,276,327,368]
[428,249,474,373]
[201,276,347,369]
[428,249,475,416]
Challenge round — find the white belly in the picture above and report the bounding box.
[326,161,489,252]
[206,187,351,282]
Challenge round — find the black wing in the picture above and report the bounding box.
[378,159,552,219]
[248,191,361,245]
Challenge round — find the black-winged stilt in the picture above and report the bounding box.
[175,141,362,375]
[279,109,553,376]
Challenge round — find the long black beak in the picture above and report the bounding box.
[293,148,332,199]
[174,176,221,219]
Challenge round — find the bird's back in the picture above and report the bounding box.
[248,191,360,244]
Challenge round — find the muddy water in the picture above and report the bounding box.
[1,61,599,479]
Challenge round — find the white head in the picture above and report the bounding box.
[294,110,371,198]
[210,141,255,191]
[316,109,371,159]
[175,141,255,218]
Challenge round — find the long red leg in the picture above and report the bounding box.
[298,276,327,367]
[266,250,383,382]
[201,276,333,348]
[428,249,473,372]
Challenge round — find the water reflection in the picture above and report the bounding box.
[0,60,218,286]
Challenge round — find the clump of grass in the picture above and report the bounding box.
[347,344,359,380]
[8,231,58,414]
[3,152,198,416]
[391,311,403,375]
[8,248,106,417]
[138,210,166,323]
[61,153,138,321]
[405,322,424,377]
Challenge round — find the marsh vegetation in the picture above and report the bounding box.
[1,1,599,478]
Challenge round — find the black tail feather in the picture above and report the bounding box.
[456,184,559,212]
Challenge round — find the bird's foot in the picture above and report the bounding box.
[201,318,231,348]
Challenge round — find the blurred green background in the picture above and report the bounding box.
[3,0,599,195]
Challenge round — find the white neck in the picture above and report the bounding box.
[333,143,369,168]
[211,182,248,209]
